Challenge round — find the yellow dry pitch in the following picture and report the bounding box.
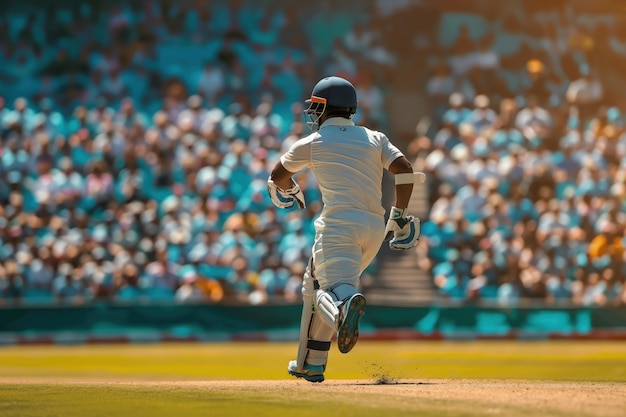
[0,341,625,417]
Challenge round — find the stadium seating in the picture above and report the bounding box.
[419,2,626,306]
[1,0,625,307]
[0,0,391,306]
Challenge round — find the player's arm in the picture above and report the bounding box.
[388,156,414,209]
[384,156,422,250]
[270,161,297,191]
[267,161,306,209]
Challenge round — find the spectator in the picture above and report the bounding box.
[565,65,603,122]
[197,62,225,105]
[354,71,386,129]
[442,92,471,128]
[467,94,497,133]
[426,61,456,117]
[515,95,553,144]
[588,222,623,268]
[84,160,114,211]
[1,260,24,304]
[174,270,206,303]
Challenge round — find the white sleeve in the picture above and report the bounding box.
[280,136,313,173]
[380,133,404,170]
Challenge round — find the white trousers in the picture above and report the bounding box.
[306,210,385,296]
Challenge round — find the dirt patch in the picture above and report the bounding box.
[1,377,624,417]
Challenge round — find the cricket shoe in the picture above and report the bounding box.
[287,360,325,383]
[337,293,366,354]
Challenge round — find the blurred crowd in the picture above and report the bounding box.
[2,0,626,308]
[415,2,626,307]
[0,0,390,306]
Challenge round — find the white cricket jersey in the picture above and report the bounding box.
[280,117,403,217]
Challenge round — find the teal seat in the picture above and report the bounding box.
[21,288,55,305]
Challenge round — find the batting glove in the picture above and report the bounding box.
[267,178,306,209]
[384,206,420,250]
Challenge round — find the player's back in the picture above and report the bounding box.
[310,120,394,217]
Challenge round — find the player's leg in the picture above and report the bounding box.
[335,212,386,353]
[332,213,386,353]
[311,214,370,353]
[288,259,335,383]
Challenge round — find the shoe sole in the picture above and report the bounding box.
[287,368,325,383]
[337,294,366,354]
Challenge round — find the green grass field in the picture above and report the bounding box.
[1,341,625,417]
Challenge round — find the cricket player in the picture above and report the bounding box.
[268,76,421,382]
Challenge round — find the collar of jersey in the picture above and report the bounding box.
[320,117,355,129]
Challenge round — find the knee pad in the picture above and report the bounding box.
[315,289,340,330]
[313,283,359,331]
[326,283,358,304]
